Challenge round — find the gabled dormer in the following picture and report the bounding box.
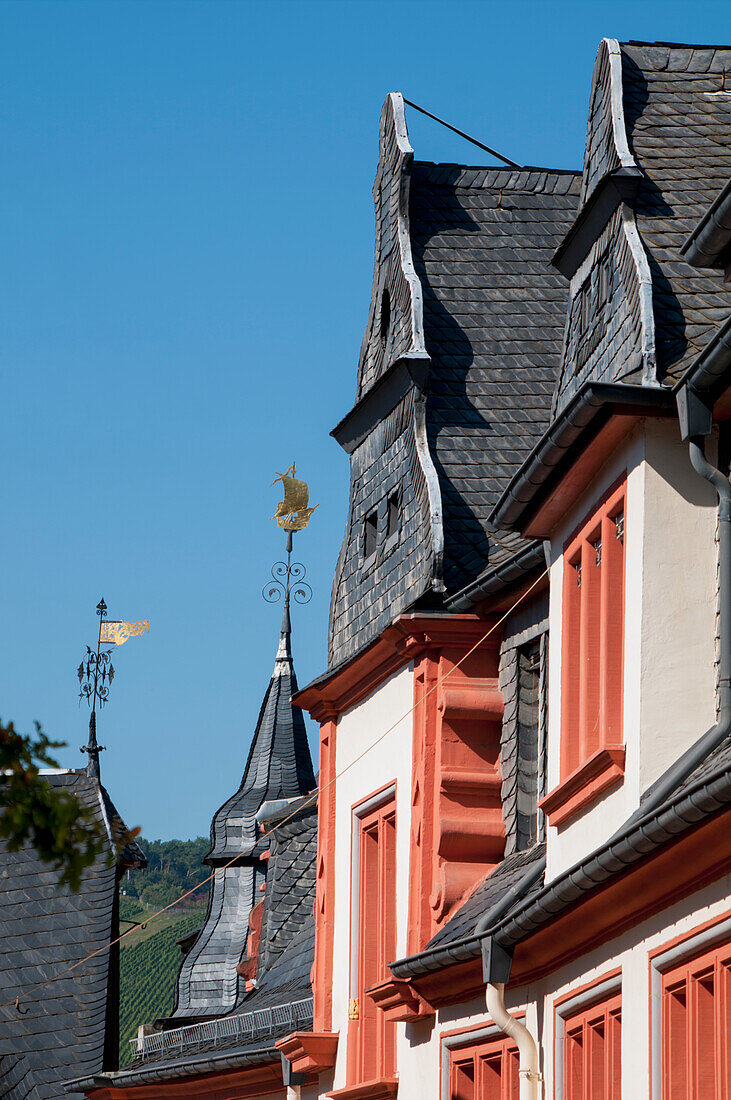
[551,39,731,417]
[551,39,657,415]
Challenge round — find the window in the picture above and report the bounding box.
[364,509,378,560]
[540,481,626,827]
[561,481,625,774]
[563,992,621,1100]
[386,491,400,543]
[449,1034,519,1100]
[380,287,391,344]
[351,794,397,1084]
[516,637,543,850]
[662,941,731,1099]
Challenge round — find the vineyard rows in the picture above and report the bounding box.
[119,912,203,1067]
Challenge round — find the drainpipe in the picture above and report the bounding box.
[486,982,540,1100]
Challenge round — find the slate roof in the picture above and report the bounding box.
[0,770,142,1100]
[410,164,580,592]
[247,798,317,990]
[170,606,316,1021]
[620,42,731,382]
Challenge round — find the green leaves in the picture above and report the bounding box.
[0,719,105,892]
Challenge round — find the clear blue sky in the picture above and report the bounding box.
[2,0,727,840]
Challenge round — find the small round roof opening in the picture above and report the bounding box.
[380,287,391,344]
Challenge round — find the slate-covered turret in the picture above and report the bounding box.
[170,597,315,1021]
[328,93,579,666]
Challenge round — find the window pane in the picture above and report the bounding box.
[451,1058,475,1100]
[516,639,541,850]
[664,984,688,1100]
[566,1027,584,1100]
[478,1051,503,1100]
[694,971,716,1100]
[589,1020,606,1100]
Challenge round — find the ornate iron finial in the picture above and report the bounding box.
[77,597,149,779]
[78,597,111,779]
[263,467,315,628]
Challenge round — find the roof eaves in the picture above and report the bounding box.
[67,1047,278,1092]
[489,383,675,534]
[495,752,731,949]
[446,541,546,612]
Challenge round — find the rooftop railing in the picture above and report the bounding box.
[130,996,313,1061]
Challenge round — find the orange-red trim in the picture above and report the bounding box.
[295,615,497,720]
[539,746,625,827]
[647,908,731,1092]
[525,415,642,539]
[553,966,622,1010]
[559,479,626,819]
[408,638,504,950]
[275,1032,339,1074]
[313,718,337,1031]
[327,1078,398,1100]
[82,1063,287,1099]
[367,976,433,1022]
[648,908,731,966]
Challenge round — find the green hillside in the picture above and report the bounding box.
[118,836,212,1066]
[119,908,205,1066]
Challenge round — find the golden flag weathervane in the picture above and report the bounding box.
[77,597,150,780]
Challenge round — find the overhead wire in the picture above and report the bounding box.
[4,567,548,1014]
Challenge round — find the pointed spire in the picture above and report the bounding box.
[275,590,292,666]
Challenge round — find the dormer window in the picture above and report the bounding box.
[363,509,378,561]
[380,288,391,344]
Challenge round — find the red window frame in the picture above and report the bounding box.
[540,480,626,827]
[563,991,622,1100]
[661,940,731,1099]
[448,1034,519,1100]
[349,794,397,1085]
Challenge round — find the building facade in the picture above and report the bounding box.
[74,38,731,1100]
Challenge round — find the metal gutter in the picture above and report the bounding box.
[489,382,675,533]
[67,1047,278,1092]
[446,541,546,612]
[496,745,731,947]
[680,178,731,269]
[672,315,731,405]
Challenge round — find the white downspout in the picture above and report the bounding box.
[286,1086,302,1100]
[486,982,541,1100]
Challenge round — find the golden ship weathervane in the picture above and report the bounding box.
[263,463,316,608]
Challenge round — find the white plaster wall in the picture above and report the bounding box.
[638,419,718,791]
[330,663,414,1090]
[545,420,719,880]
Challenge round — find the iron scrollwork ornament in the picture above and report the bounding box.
[262,559,313,606]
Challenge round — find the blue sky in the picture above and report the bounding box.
[2,0,728,840]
